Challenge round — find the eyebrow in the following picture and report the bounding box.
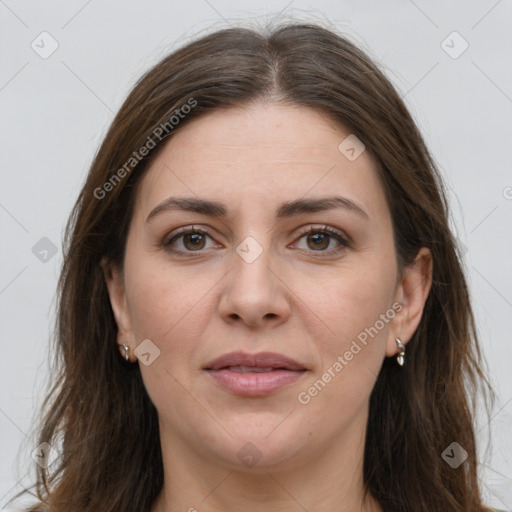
[145,196,369,223]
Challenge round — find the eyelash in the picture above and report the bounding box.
[294,225,350,255]
[162,224,350,257]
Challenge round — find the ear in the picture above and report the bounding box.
[385,247,433,358]
[101,256,137,362]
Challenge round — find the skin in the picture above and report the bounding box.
[103,102,432,512]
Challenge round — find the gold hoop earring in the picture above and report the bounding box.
[395,337,405,366]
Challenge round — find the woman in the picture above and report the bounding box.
[13,21,502,512]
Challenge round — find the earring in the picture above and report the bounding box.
[395,337,405,366]
[119,343,130,362]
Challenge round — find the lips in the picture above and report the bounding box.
[204,351,307,397]
[204,351,307,372]
[225,365,276,373]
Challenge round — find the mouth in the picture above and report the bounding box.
[204,351,308,396]
[204,351,307,371]
[218,365,290,373]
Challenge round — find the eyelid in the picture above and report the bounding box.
[293,224,350,242]
[163,225,216,247]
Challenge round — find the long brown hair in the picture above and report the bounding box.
[14,20,494,512]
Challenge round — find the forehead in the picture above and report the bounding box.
[134,102,388,223]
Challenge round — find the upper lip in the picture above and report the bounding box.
[204,351,307,371]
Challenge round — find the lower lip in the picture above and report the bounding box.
[206,368,307,396]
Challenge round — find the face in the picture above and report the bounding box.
[104,102,431,472]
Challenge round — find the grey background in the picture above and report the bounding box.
[1,0,511,509]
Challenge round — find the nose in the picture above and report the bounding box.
[217,242,291,329]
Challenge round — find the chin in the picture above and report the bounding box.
[203,423,312,471]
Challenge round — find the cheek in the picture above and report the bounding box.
[297,252,397,378]
[308,258,395,334]
[123,256,214,415]
[123,249,213,354]
[294,271,394,428]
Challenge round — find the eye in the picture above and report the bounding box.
[293,225,350,254]
[163,226,217,254]
[162,224,350,257]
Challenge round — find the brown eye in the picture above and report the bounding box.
[306,232,330,250]
[294,225,350,254]
[182,232,207,251]
[163,227,216,254]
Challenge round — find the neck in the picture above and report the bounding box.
[151,413,382,512]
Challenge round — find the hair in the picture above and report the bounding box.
[12,20,495,512]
